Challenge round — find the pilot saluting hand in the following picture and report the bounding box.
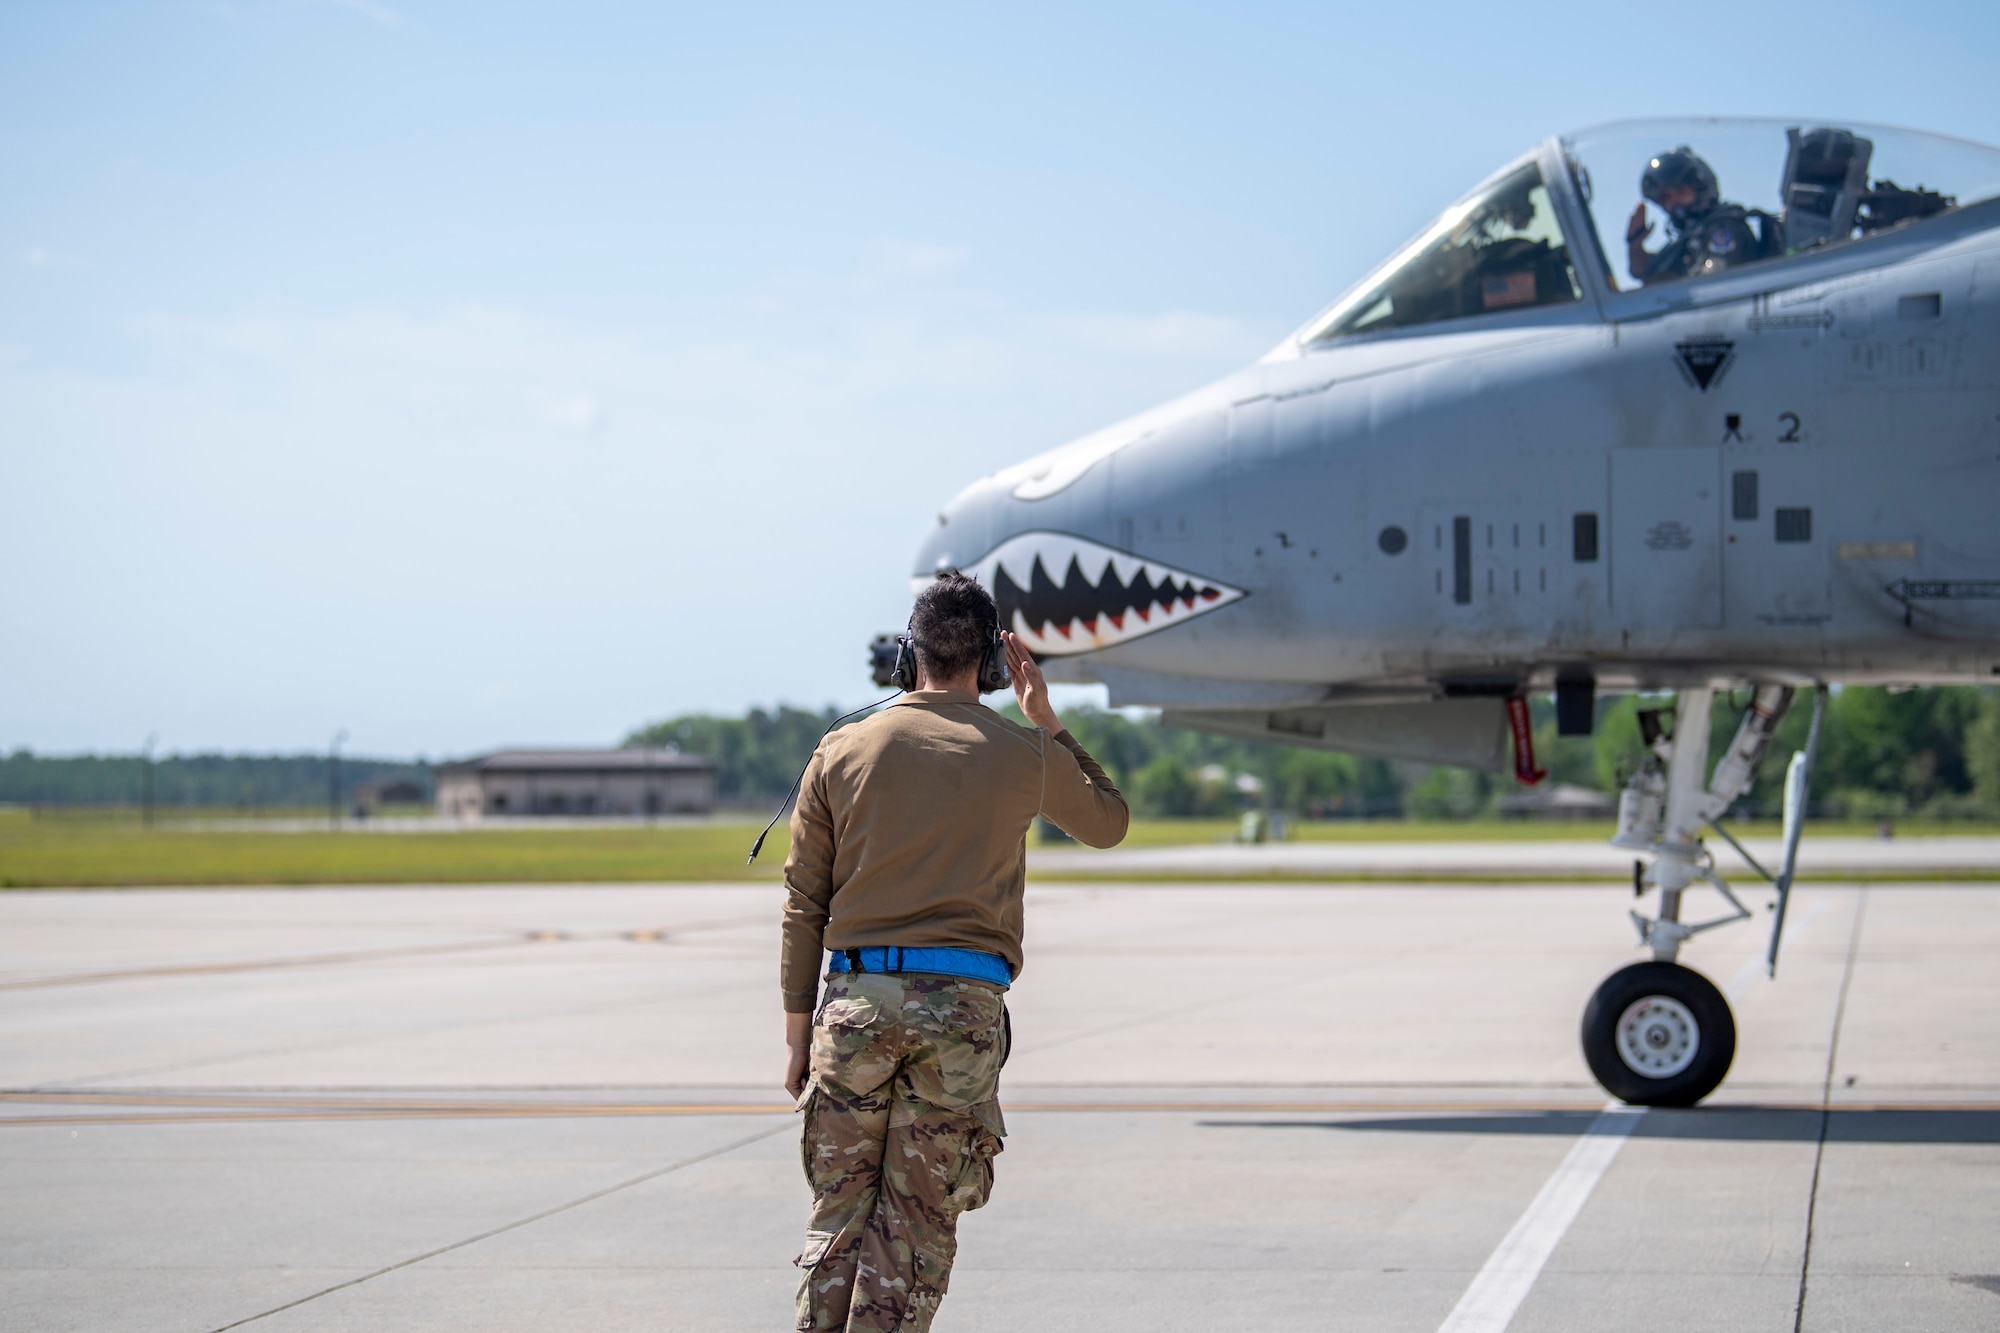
[1626,201,1656,246]
[778,573,1128,1333]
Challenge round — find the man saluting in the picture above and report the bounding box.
[780,572,1129,1331]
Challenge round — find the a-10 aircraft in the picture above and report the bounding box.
[874,117,2000,1106]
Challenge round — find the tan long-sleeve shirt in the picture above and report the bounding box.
[780,690,1128,1012]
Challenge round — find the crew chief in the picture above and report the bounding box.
[780,572,1129,1332]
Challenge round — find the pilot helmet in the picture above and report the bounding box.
[1641,146,1719,225]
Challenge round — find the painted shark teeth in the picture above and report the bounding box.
[964,531,1246,655]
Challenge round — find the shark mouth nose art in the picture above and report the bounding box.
[964,532,1246,655]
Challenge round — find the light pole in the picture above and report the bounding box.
[330,729,347,830]
[141,733,158,827]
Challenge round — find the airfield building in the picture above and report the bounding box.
[434,748,714,820]
[1494,782,1618,821]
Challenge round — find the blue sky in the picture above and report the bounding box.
[5,0,1998,757]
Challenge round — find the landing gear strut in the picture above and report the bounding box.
[1586,684,1825,1106]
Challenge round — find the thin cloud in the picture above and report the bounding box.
[866,241,976,279]
[6,250,1283,752]
[540,391,603,433]
[196,0,408,26]
[308,0,404,26]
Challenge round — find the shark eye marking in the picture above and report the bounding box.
[966,531,1247,655]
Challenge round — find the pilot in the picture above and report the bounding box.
[1626,146,1782,284]
[781,572,1129,1332]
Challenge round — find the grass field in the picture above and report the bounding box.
[2,805,1996,887]
[0,813,787,887]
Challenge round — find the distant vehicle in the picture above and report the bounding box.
[881,118,2000,1106]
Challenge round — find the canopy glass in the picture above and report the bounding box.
[1566,117,2000,293]
[1306,118,2000,343]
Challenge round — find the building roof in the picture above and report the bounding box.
[1495,782,1617,814]
[437,747,713,775]
[355,776,428,795]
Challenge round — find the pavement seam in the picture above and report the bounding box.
[200,1120,792,1332]
[0,912,772,992]
[10,1094,1996,1129]
[45,976,767,1089]
[0,936,532,991]
[1793,887,1869,1333]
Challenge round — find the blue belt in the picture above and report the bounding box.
[828,945,1012,988]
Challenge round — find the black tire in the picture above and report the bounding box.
[1581,961,1735,1107]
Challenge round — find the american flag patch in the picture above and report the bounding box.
[1481,272,1537,309]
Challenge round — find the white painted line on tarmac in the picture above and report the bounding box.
[1726,950,1768,1002]
[1725,899,1829,1001]
[1435,1102,1645,1333]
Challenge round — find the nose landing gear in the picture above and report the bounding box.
[1590,684,1826,1107]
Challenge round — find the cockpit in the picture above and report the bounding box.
[1306,160,1584,341]
[1302,117,2000,344]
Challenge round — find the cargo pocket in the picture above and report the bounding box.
[943,1122,1004,1219]
[905,1244,952,1327]
[793,1229,843,1332]
[796,1085,820,1186]
[794,1229,836,1271]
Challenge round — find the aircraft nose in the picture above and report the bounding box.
[911,519,954,583]
[872,483,998,686]
[910,478,1002,584]
[903,468,1247,662]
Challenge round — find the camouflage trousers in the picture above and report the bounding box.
[794,970,1007,1332]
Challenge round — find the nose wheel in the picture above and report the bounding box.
[1581,962,1735,1106]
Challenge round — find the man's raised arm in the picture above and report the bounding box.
[1000,628,1129,848]
[1041,731,1129,848]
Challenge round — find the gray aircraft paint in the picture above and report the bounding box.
[910,122,2000,767]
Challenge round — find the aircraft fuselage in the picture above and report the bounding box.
[917,181,2000,708]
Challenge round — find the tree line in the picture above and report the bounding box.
[628,686,2000,821]
[1398,687,2000,822]
[10,684,1993,820]
[0,752,431,810]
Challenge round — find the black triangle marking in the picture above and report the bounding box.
[1674,338,1736,392]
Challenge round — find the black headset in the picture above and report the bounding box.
[746,610,1012,867]
[890,618,1009,694]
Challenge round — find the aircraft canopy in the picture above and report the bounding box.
[1306,118,2000,343]
[1306,159,1585,342]
[1568,118,2000,293]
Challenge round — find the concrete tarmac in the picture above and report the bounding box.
[3,876,1997,1331]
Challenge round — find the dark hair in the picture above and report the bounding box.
[909,572,997,682]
